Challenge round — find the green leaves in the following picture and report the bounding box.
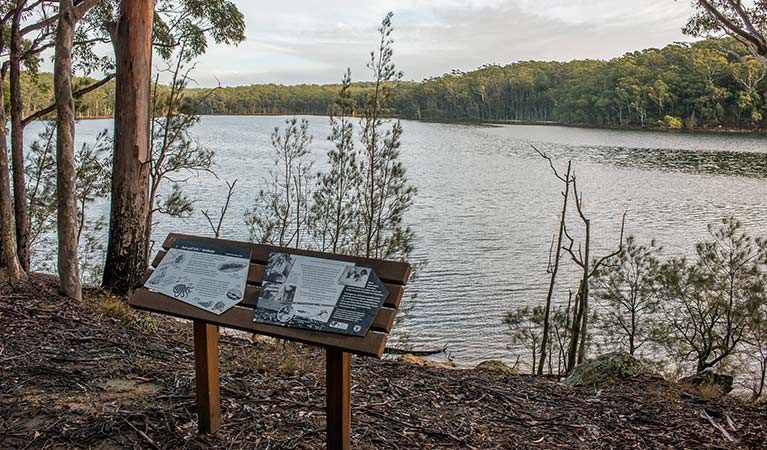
[245,117,314,247]
[592,235,663,355]
[659,217,767,373]
[245,12,417,265]
[153,0,245,61]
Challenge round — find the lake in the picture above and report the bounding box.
[24,116,767,364]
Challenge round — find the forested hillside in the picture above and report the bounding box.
[187,38,767,129]
[13,38,767,130]
[394,38,767,129]
[3,72,115,120]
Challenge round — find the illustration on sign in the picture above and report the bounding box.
[253,253,389,336]
[144,239,252,315]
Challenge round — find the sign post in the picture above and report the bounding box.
[193,321,221,433]
[326,348,352,450]
[130,233,412,450]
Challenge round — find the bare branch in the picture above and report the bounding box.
[590,211,627,277]
[531,144,568,183]
[201,179,237,239]
[22,73,115,126]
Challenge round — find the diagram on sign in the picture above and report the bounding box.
[253,253,389,336]
[144,239,252,315]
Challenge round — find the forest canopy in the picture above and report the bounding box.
[11,37,767,130]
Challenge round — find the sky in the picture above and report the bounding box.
[186,0,698,87]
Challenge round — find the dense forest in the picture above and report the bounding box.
[175,38,767,130]
[393,38,767,128]
[10,38,767,130]
[3,72,115,120]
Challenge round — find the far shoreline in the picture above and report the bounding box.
[68,113,767,136]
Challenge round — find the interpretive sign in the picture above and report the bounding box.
[130,233,412,449]
[253,253,389,336]
[144,239,252,315]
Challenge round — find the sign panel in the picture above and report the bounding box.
[144,239,252,315]
[253,253,389,336]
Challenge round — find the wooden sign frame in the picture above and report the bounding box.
[129,233,411,450]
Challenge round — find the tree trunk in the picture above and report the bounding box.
[567,281,584,372]
[54,0,83,301]
[10,6,30,271]
[576,220,591,364]
[0,66,27,285]
[0,233,5,268]
[102,0,155,294]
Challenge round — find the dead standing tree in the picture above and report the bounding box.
[562,174,625,371]
[532,145,573,376]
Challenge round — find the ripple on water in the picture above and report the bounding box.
[24,117,767,363]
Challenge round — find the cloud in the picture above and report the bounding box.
[146,0,701,87]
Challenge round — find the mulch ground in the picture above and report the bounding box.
[1,273,766,449]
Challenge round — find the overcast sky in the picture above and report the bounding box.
[179,0,697,87]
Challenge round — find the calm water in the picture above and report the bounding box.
[25,116,767,363]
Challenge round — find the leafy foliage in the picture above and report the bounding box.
[357,12,416,260]
[311,69,362,254]
[504,305,545,375]
[176,38,767,130]
[684,0,767,68]
[23,122,111,282]
[245,117,314,247]
[658,218,767,373]
[592,236,663,355]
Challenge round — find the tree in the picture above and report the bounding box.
[17,37,767,130]
[504,305,545,375]
[202,179,237,239]
[0,5,28,284]
[551,292,574,376]
[532,145,573,375]
[358,12,416,260]
[658,218,766,372]
[74,132,112,283]
[732,58,765,125]
[312,69,362,254]
[685,1,767,68]
[245,118,314,248]
[146,44,215,256]
[744,288,767,402]
[101,0,244,293]
[102,0,154,294]
[25,123,58,253]
[649,79,672,119]
[54,0,100,300]
[592,235,663,355]
[9,1,55,271]
[8,0,111,271]
[22,122,111,279]
[562,177,625,370]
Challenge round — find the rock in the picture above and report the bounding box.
[475,360,517,375]
[678,368,734,398]
[563,352,649,386]
[398,354,456,369]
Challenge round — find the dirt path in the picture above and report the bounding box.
[1,274,766,449]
